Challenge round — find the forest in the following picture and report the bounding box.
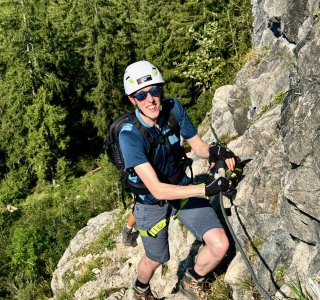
[0,0,252,298]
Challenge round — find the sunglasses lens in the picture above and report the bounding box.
[134,86,161,101]
[134,91,148,101]
[149,86,162,97]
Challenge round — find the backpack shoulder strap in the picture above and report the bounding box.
[130,115,155,146]
[160,98,180,138]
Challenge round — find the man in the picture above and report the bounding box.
[119,61,236,300]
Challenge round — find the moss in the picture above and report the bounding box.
[275,266,287,285]
[161,263,169,276]
[236,97,251,109]
[219,133,234,146]
[244,234,264,264]
[244,46,270,67]
[119,256,129,264]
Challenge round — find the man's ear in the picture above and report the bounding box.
[128,95,136,105]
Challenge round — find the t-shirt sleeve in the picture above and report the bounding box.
[119,123,149,170]
[171,98,197,139]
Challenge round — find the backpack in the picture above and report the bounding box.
[104,99,192,206]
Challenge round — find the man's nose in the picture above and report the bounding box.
[145,92,155,101]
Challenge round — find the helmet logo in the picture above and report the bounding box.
[137,74,152,85]
[152,68,158,76]
[125,76,135,84]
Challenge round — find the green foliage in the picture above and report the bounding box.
[275,266,287,285]
[219,133,234,146]
[24,87,69,182]
[79,210,126,257]
[0,167,33,205]
[1,156,122,298]
[97,288,123,299]
[273,91,286,104]
[258,91,287,118]
[3,275,51,300]
[236,97,251,109]
[187,90,214,127]
[174,0,252,125]
[208,273,232,300]
[244,234,264,264]
[237,277,261,299]
[161,263,169,276]
[176,21,226,90]
[286,274,312,300]
[9,225,52,279]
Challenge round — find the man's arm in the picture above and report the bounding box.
[134,162,205,200]
[187,134,236,171]
[187,134,210,158]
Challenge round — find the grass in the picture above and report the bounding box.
[219,133,235,146]
[57,257,106,299]
[96,288,123,299]
[161,263,169,277]
[286,274,312,300]
[244,46,270,68]
[257,91,286,118]
[208,273,233,300]
[78,209,126,257]
[236,97,251,109]
[237,276,262,299]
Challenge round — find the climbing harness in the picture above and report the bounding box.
[137,198,189,238]
[138,218,170,238]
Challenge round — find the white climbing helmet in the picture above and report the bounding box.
[123,60,165,95]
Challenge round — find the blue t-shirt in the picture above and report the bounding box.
[119,98,197,203]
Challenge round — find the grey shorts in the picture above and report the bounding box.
[133,197,223,263]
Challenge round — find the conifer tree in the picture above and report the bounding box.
[0,0,70,197]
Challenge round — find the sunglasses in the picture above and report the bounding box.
[133,86,162,101]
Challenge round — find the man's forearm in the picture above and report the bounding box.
[150,182,205,201]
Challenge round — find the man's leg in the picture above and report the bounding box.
[132,202,171,299]
[127,211,136,227]
[133,255,160,299]
[193,228,229,276]
[177,197,229,299]
[122,211,137,246]
[137,255,162,284]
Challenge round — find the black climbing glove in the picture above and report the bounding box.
[209,142,235,164]
[205,177,229,197]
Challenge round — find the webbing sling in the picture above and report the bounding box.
[138,198,189,238]
[138,218,170,238]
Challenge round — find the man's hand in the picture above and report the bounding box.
[209,142,236,170]
[205,177,229,196]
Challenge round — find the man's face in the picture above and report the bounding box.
[128,85,162,121]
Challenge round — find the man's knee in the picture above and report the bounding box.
[203,228,229,259]
[143,256,162,270]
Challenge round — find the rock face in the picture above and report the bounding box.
[51,1,320,299]
[208,1,320,298]
[51,210,200,299]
